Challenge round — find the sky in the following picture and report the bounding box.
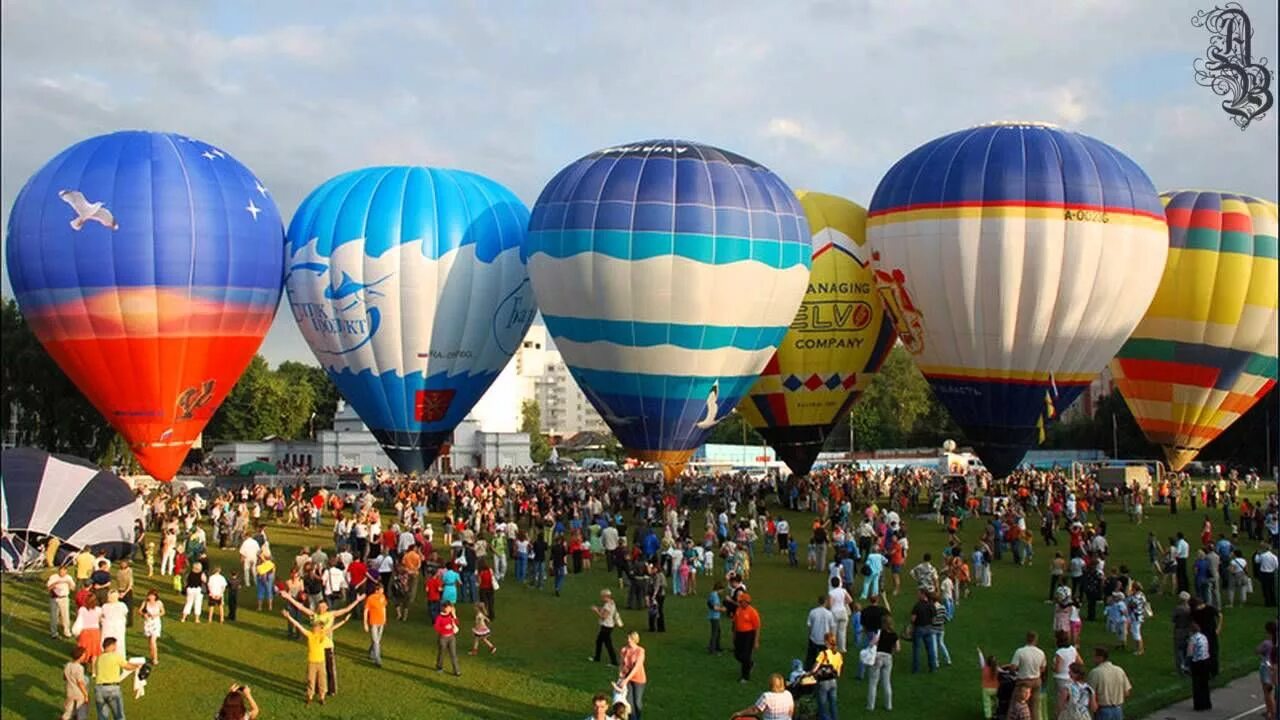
[2,0,1277,367]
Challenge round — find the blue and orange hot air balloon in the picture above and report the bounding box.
[5,131,285,480]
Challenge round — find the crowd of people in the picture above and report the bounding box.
[34,460,1280,720]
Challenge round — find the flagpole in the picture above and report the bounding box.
[1111,413,1119,459]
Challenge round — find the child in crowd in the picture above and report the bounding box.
[979,651,1000,720]
[1007,684,1032,720]
[469,601,496,655]
[788,538,799,567]
[145,542,156,577]
[227,572,240,621]
[1104,591,1128,647]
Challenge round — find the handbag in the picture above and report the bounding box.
[859,645,878,666]
[814,651,840,681]
[71,614,84,636]
[860,563,872,576]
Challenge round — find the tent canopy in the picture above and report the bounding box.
[237,460,277,476]
[1,447,140,554]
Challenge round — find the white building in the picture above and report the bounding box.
[209,400,531,473]
[470,324,606,438]
[1060,365,1116,422]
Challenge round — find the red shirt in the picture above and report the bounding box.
[427,575,443,601]
[381,530,397,551]
[433,612,458,636]
[479,568,494,590]
[348,560,368,588]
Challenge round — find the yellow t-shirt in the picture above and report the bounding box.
[304,629,327,663]
[75,553,95,580]
[313,611,335,649]
[96,652,127,684]
[817,649,844,676]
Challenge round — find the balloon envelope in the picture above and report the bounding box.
[738,191,895,476]
[5,131,284,480]
[1111,190,1278,471]
[867,122,1169,476]
[526,140,811,480]
[285,167,535,472]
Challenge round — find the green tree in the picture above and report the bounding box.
[1,298,114,459]
[707,409,765,445]
[277,361,340,436]
[846,345,935,448]
[205,355,314,442]
[521,399,552,463]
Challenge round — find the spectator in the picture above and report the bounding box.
[1086,647,1131,720]
[866,615,900,711]
[590,588,620,666]
[93,637,141,719]
[1055,662,1096,720]
[810,631,843,720]
[62,645,89,720]
[731,673,794,720]
[1008,631,1046,720]
[733,592,762,684]
[47,565,75,639]
[1187,621,1212,711]
[215,684,260,720]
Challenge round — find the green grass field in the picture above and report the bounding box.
[1,496,1274,719]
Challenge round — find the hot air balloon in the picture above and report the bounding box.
[5,131,285,480]
[1111,190,1278,471]
[526,140,811,481]
[867,122,1169,476]
[285,167,535,473]
[738,191,896,476]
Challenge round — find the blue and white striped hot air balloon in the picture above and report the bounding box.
[285,167,536,472]
[525,140,811,481]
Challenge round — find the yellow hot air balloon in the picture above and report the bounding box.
[1111,190,1278,471]
[738,191,896,475]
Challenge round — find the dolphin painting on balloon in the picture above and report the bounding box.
[285,166,536,473]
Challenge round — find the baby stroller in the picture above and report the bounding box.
[993,667,1018,720]
[785,659,820,720]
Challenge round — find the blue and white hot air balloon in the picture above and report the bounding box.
[526,140,811,481]
[285,167,536,472]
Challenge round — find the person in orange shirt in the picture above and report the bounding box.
[400,546,423,616]
[363,584,388,667]
[733,592,762,683]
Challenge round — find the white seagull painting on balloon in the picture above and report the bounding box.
[58,190,119,231]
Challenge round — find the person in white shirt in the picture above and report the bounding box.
[828,576,855,652]
[324,562,349,605]
[1174,533,1191,594]
[46,566,76,638]
[1255,546,1278,607]
[1007,631,1047,720]
[238,536,260,588]
[805,595,836,669]
[205,567,229,623]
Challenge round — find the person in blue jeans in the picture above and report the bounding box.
[909,589,938,673]
[811,631,843,720]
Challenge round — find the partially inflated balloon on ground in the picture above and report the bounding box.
[867,122,1169,476]
[738,191,895,476]
[285,167,535,473]
[526,140,811,481]
[5,131,285,480]
[1111,190,1278,471]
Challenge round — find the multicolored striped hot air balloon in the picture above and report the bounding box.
[5,131,284,481]
[867,122,1169,477]
[285,167,536,473]
[526,140,811,481]
[1111,190,1278,471]
[738,191,896,476]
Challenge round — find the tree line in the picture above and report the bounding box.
[4,297,1274,471]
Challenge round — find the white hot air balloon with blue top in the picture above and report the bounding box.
[285,167,535,472]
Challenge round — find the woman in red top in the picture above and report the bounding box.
[433,602,460,676]
[426,571,444,622]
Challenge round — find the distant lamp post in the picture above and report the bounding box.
[309,412,317,440]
